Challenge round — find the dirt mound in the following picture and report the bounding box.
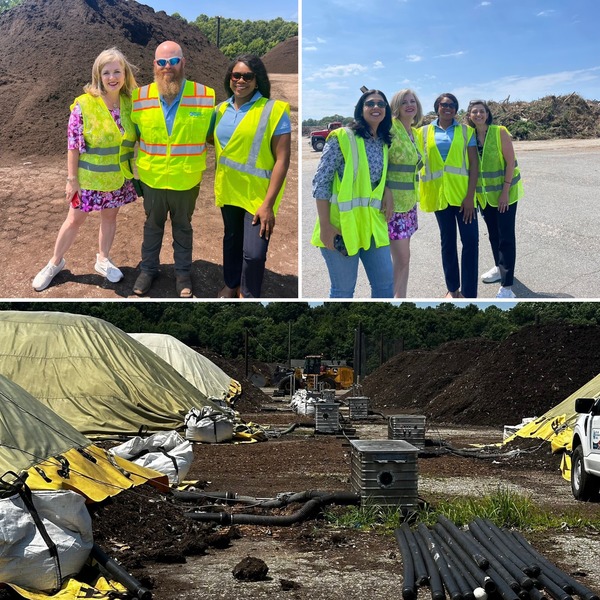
[0,0,229,158]
[363,323,600,426]
[262,36,298,74]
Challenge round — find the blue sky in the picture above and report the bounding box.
[303,0,600,119]
[138,0,298,22]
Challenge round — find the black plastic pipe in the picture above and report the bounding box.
[91,544,152,600]
[433,523,496,594]
[414,526,446,600]
[418,523,463,600]
[430,529,477,600]
[485,565,520,600]
[394,527,417,600]
[509,530,599,600]
[401,522,429,587]
[437,515,489,570]
[184,491,360,526]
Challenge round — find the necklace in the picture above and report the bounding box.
[103,95,120,110]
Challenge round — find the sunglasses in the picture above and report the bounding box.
[231,72,255,82]
[439,102,457,109]
[155,57,182,68]
[364,100,387,108]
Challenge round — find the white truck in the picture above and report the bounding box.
[571,397,600,500]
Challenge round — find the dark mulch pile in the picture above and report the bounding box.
[362,323,600,427]
[262,36,298,75]
[0,0,229,157]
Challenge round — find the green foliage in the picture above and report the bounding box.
[0,0,21,12]
[193,15,297,59]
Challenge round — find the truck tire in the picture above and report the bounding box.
[321,377,337,390]
[313,139,325,152]
[571,445,600,501]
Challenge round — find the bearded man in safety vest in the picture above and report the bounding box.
[130,41,215,298]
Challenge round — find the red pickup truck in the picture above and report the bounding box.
[309,121,343,152]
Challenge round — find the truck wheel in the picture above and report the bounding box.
[571,445,600,501]
[313,139,325,152]
[321,377,337,390]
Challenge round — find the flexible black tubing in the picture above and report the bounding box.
[394,527,417,600]
[485,565,521,600]
[475,519,540,578]
[430,529,477,600]
[418,523,463,600]
[437,515,489,569]
[91,544,152,600]
[433,523,496,594]
[468,521,534,591]
[414,526,446,600]
[401,522,429,587]
[184,491,360,526]
[509,530,599,600]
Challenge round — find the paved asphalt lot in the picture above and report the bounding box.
[300,138,600,300]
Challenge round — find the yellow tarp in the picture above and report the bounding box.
[8,575,127,600]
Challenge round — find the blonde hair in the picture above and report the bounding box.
[84,47,138,98]
[390,88,423,126]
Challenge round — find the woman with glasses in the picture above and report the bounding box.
[386,89,423,298]
[466,100,523,299]
[311,89,394,298]
[416,93,479,298]
[32,47,138,292]
[212,54,291,298]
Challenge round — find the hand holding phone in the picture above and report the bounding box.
[333,234,348,256]
[70,192,80,208]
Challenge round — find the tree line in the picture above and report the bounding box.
[2,302,600,369]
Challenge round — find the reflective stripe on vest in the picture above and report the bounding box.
[421,124,469,182]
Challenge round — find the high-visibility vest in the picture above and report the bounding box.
[387,119,421,213]
[311,127,389,256]
[416,122,474,212]
[71,93,136,192]
[213,97,290,215]
[131,80,215,190]
[476,125,523,208]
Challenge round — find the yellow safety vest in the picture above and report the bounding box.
[416,122,474,212]
[477,125,523,208]
[387,120,421,213]
[311,127,389,256]
[131,80,215,190]
[213,97,290,215]
[71,94,136,192]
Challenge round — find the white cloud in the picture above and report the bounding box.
[316,37,326,43]
[536,10,556,17]
[306,63,369,81]
[304,46,318,52]
[407,54,423,62]
[373,61,385,69]
[479,1,491,6]
[435,51,467,59]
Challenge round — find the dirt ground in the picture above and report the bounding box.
[0,73,297,299]
[82,397,600,600]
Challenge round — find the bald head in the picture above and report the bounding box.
[153,40,186,101]
[155,41,183,60]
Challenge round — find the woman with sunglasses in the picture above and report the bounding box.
[311,89,393,298]
[466,100,523,299]
[416,93,479,298]
[386,89,424,298]
[212,54,291,298]
[32,47,138,292]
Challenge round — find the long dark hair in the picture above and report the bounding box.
[350,89,392,145]
[224,54,270,98]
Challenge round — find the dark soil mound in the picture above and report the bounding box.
[0,0,229,158]
[364,324,600,426]
[262,36,298,74]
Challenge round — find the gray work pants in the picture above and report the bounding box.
[140,182,200,276]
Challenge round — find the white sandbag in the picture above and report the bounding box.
[184,407,234,443]
[109,431,193,485]
[0,489,93,592]
[290,389,323,416]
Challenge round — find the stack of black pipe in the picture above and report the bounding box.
[395,517,599,600]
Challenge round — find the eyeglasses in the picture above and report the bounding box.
[364,100,387,108]
[439,102,457,109]
[155,57,182,68]
[231,72,255,82]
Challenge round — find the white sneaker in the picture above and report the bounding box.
[95,254,123,283]
[32,258,66,291]
[481,265,501,283]
[496,286,516,299]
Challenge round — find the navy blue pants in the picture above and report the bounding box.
[434,205,479,298]
[482,202,518,287]
[221,205,270,298]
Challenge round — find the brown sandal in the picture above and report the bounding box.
[176,276,193,298]
[218,285,239,298]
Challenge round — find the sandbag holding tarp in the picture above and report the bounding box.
[290,389,324,416]
[110,431,193,485]
[0,489,93,592]
[185,407,234,443]
[0,311,223,437]
[129,333,242,404]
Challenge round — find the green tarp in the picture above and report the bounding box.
[0,311,221,438]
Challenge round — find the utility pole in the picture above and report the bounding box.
[287,321,292,367]
[216,16,221,48]
[244,328,249,378]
